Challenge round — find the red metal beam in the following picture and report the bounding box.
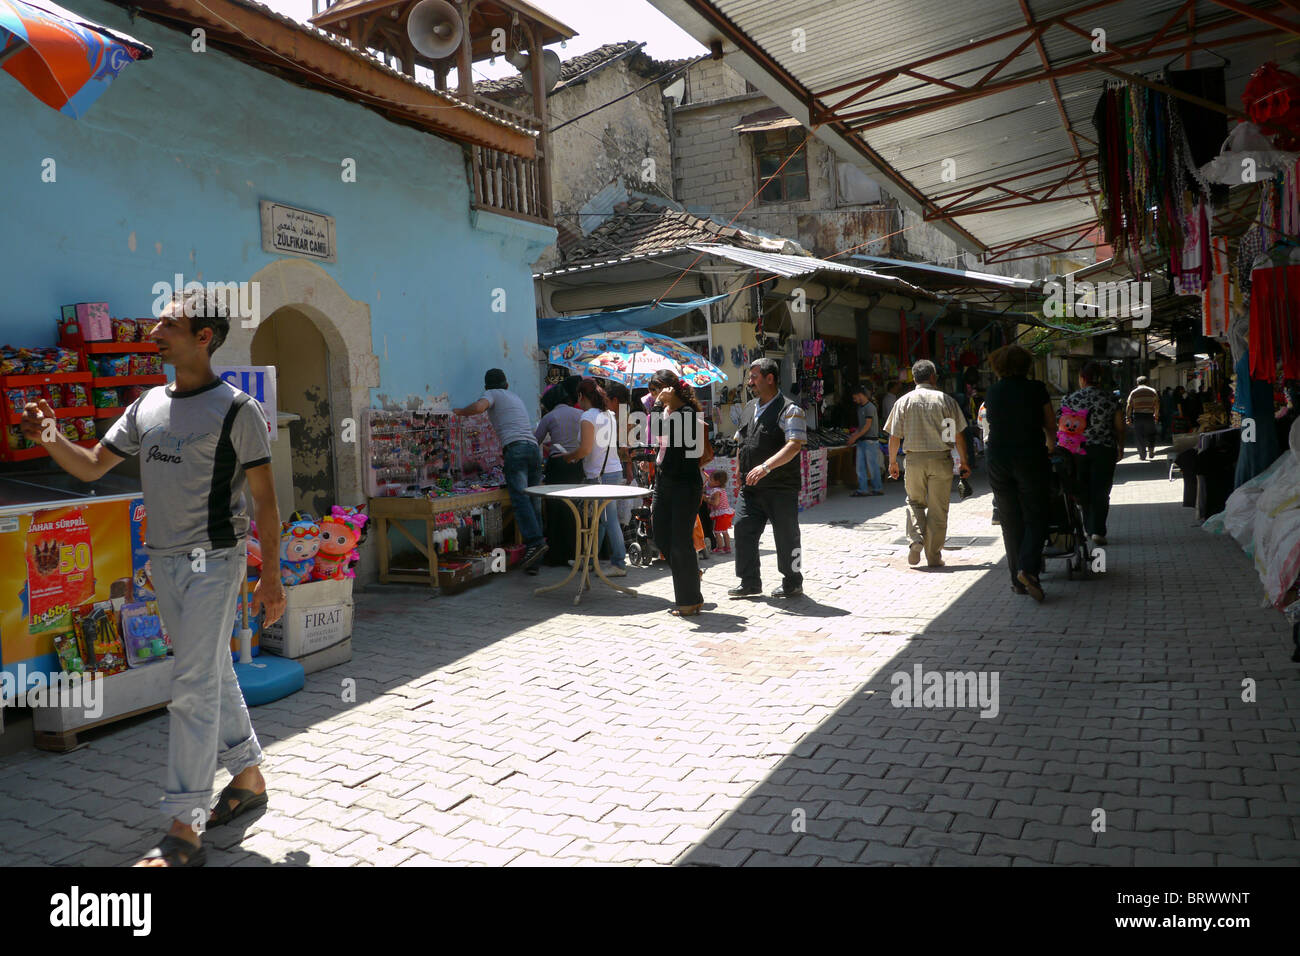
[843,23,1271,133]
[1205,0,1300,37]
[930,160,1093,211]
[816,0,1129,102]
[929,193,1099,219]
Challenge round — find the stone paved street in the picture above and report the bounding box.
[2,454,1298,866]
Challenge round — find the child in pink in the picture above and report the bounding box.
[706,470,734,553]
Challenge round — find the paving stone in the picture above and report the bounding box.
[2,475,1297,868]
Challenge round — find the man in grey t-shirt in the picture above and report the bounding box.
[22,289,285,867]
[847,383,883,496]
[454,369,547,572]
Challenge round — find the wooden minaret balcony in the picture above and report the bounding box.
[310,0,573,226]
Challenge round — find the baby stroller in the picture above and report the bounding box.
[625,454,658,567]
[625,506,656,567]
[1043,452,1092,580]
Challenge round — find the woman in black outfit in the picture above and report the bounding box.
[983,345,1056,602]
[648,369,704,616]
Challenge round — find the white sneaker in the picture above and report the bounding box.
[605,565,628,578]
[1090,534,1107,545]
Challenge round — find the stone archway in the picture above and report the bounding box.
[220,259,379,509]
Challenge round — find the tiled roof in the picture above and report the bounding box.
[562,199,801,264]
[475,40,646,99]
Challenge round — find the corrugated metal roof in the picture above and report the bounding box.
[687,244,938,298]
[649,0,1286,257]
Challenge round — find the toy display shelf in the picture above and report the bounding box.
[4,405,94,426]
[0,437,96,462]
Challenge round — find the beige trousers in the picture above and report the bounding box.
[904,451,954,564]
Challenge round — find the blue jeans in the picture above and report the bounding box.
[597,470,627,568]
[503,440,544,547]
[151,544,263,824]
[856,440,883,492]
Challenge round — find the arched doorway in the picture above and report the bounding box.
[252,308,336,517]
[221,259,379,518]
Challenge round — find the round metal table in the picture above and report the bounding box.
[524,483,649,606]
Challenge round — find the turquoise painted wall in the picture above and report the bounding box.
[0,0,553,410]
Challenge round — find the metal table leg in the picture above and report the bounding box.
[533,496,636,604]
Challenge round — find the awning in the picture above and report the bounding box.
[732,107,801,134]
[687,243,937,298]
[537,294,725,349]
[1,0,152,118]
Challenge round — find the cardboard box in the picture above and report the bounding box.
[293,636,352,676]
[75,302,112,342]
[261,577,353,659]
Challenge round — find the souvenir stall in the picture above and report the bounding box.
[365,406,521,591]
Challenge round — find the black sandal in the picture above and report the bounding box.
[208,785,268,827]
[138,834,206,867]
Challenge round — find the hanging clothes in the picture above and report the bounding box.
[1202,236,1232,337]
[1248,250,1300,380]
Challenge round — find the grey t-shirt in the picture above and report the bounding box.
[481,389,537,448]
[102,379,272,555]
[857,401,879,439]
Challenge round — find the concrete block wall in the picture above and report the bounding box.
[683,58,750,105]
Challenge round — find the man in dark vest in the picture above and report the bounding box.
[729,357,807,598]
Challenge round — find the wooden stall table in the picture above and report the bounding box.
[370,488,518,586]
[824,444,854,487]
[524,484,649,606]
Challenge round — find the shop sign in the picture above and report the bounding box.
[259,201,336,263]
[215,365,278,441]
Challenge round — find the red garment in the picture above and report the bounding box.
[1249,263,1300,379]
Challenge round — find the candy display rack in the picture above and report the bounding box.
[0,370,97,462]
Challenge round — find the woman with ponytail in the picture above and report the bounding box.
[562,378,628,576]
[647,369,704,615]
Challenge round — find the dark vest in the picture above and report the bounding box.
[738,394,800,491]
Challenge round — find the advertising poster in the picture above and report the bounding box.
[25,507,94,635]
[0,499,132,699]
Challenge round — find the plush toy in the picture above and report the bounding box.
[312,510,368,580]
[328,505,369,577]
[1056,404,1089,456]
[280,518,322,585]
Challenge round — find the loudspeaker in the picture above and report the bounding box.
[407,0,463,60]
[506,48,561,95]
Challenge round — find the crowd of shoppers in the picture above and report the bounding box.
[458,337,1195,617]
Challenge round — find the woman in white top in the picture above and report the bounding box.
[562,378,628,575]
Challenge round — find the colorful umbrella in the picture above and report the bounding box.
[549,330,728,388]
[1,0,152,119]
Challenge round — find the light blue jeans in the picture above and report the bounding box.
[597,470,627,568]
[856,440,883,492]
[151,544,263,824]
